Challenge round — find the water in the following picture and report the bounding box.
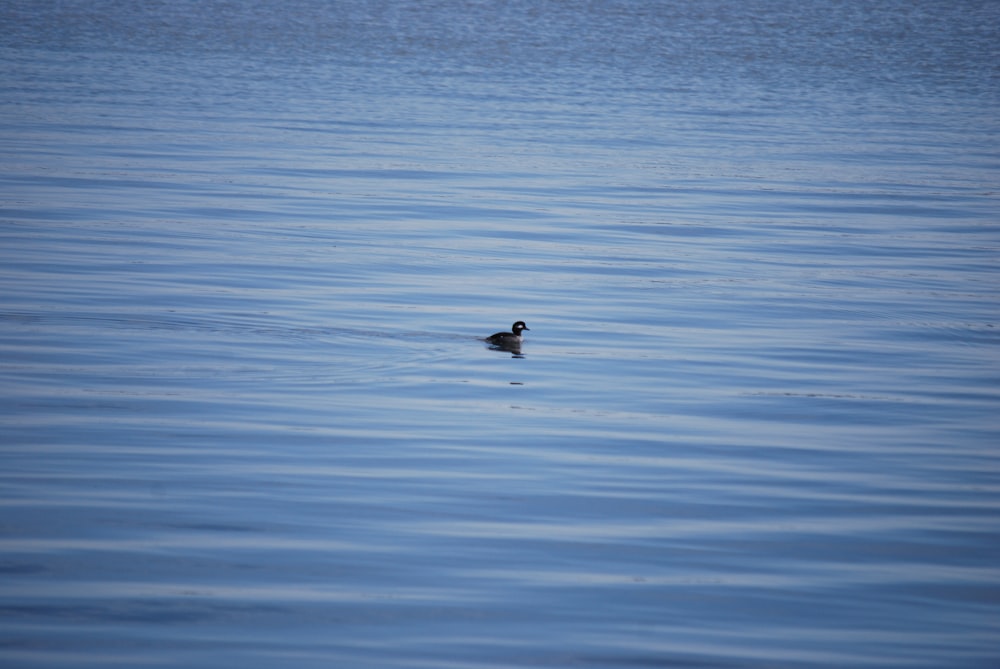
[2,1,999,667]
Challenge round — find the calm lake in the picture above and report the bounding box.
[2,1,999,667]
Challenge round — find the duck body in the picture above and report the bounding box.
[484,321,529,349]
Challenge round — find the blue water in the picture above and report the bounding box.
[2,1,999,667]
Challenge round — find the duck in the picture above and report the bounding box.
[484,321,529,349]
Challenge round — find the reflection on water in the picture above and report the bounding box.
[487,344,524,358]
[2,0,999,668]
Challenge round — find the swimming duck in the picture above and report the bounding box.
[484,321,529,349]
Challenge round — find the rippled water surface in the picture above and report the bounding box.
[2,1,999,667]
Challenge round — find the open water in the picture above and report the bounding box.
[1,1,999,667]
